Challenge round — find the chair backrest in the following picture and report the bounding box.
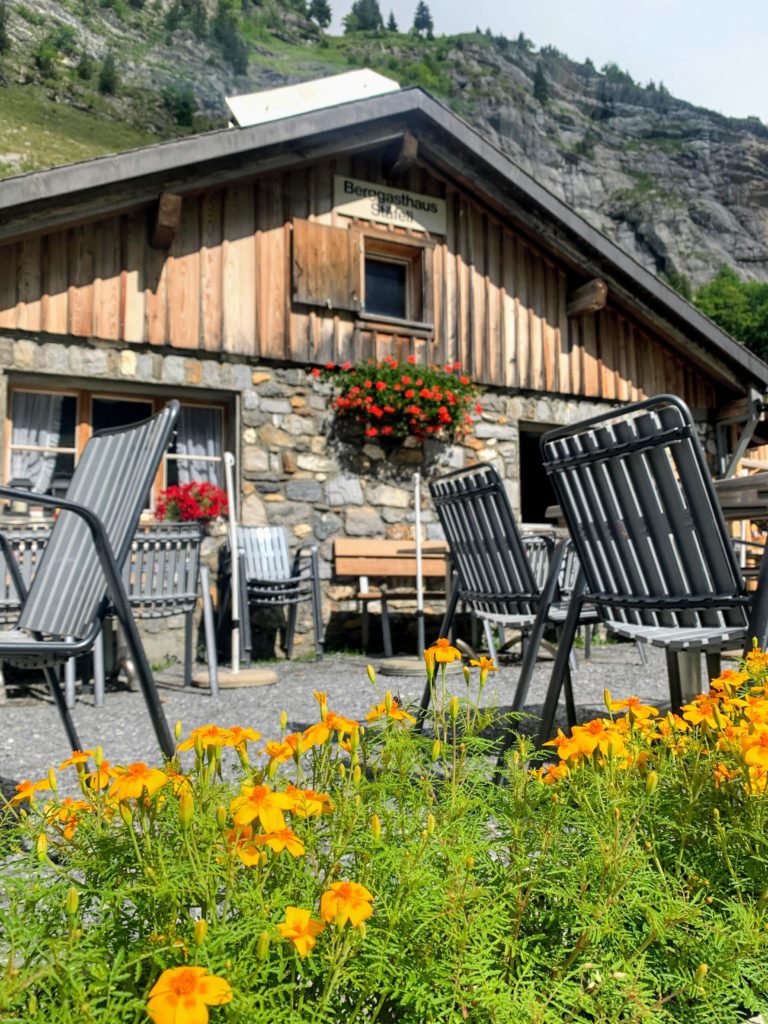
[521,533,554,590]
[237,526,293,581]
[125,522,202,617]
[430,463,541,620]
[540,394,750,632]
[18,402,180,640]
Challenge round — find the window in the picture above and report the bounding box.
[6,387,225,502]
[291,219,433,328]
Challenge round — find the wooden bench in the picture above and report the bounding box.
[334,538,449,656]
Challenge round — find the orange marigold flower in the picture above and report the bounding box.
[147,966,232,1024]
[109,763,169,802]
[277,907,325,957]
[366,697,416,724]
[10,777,51,805]
[570,719,626,758]
[46,797,92,839]
[230,783,294,831]
[746,764,768,795]
[742,726,768,770]
[177,724,231,752]
[743,695,768,724]
[326,711,360,737]
[302,721,331,747]
[543,728,581,762]
[532,760,569,784]
[263,738,297,765]
[285,784,334,817]
[709,668,750,696]
[58,750,94,771]
[469,656,498,673]
[681,694,725,729]
[321,880,374,927]
[84,760,120,791]
[425,637,462,664]
[746,647,768,676]
[609,696,658,719]
[251,827,305,858]
[713,761,740,787]
[225,726,261,749]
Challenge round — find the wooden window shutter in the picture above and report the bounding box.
[292,219,361,312]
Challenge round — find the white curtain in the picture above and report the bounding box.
[10,392,63,493]
[176,406,222,485]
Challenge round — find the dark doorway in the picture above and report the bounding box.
[519,425,558,524]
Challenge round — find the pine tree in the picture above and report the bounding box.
[213,0,248,74]
[412,0,433,39]
[98,51,118,94]
[343,0,384,32]
[308,0,332,28]
[387,9,397,31]
[533,61,549,104]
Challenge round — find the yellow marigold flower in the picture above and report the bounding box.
[570,719,626,758]
[532,760,569,784]
[84,760,120,791]
[46,797,92,840]
[109,763,169,802]
[251,827,305,858]
[743,696,768,725]
[326,711,360,737]
[313,691,328,720]
[713,761,740,788]
[263,738,297,765]
[681,694,725,729]
[742,726,768,770]
[746,647,768,677]
[366,697,416,724]
[58,750,94,771]
[320,880,374,927]
[301,721,331,748]
[425,637,462,664]
[469,655,497,672]
[230,783,294,831]
[10,777,51,806]
[746,764,768,795]
[177,724,231,752]
[543,728,581,762]
[608,696,658,719]
[710,668,750,696]
[165,770,193,796]
[224,726,261,749]
[146,965,232,1024]
[285,784,334,817]
[277,907,325,958]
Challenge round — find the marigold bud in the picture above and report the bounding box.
[339,763,346,780]
[179,790,194,832]
[603,688,612,711]
[65,886,79,918]
[694,963,708,983]
[216,805,227,830]
[463,665,471,686]
[357,920,366,939]
[194,735,204,759]
[449,696,459,721]
[194,918,208,947]
[712,807,720,822]
[465,855,474,871]
[384,691,393,714]
[353,765,361,786]
[94,746,103,768]
[367,664,376,684]
[36,833,48,862]
[354,794,362,807]
[349,730,359,753]
[48,768,57,793]
[119,804,133,828]
[174,720,183,740]
[431,739,442,761]
[613,806,621,821]
[645,771,659,796]
[426,812,436,834]
[256,930,270,960]
[371,814,382,839]
[280,710,288,732]
[711,704,724,729]
[259,851,268,868]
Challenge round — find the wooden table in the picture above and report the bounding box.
[712,472,768,522]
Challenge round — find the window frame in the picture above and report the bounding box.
[4,383,228,508]
[359,228,434,331]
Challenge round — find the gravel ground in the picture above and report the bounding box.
[0,638,726,793]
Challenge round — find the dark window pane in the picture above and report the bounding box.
[92,398,153,433]
[365,258,407,319]
[58,396,77,448]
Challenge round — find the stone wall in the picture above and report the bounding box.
[1,332,716,660]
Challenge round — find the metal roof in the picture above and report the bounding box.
[0,85,765,390]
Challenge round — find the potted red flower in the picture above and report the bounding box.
[156,481,228,523]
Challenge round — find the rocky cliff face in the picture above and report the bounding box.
[2,0,767,288]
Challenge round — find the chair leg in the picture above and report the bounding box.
[563,666,577,729]
[183,609,194,687]
[0,663,5,706]
[64,651,77,710]
[636,639,648,666]
[482,620,497,661]
[93,628,105,707]
[535,595,583,748]
[238,555,252,666]
[584,625,592,660]
[361,602,370,653]
[286,601,298,660]
[310,551,324,659]
[381,597,392,658]
[44,665,81,751]
[705,651,721,684]
[199,565,219,697]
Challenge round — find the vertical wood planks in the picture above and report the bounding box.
[0,242,16,329]
[123,211,147,343]
[17,236,41,331]
[169,197,201,349]
[93,217,121,341]
[223,183,257,356]
[42,232,68,335]
[68,224,94,337]
[200,191,223,352]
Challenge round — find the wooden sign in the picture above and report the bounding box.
[333,175,446,234]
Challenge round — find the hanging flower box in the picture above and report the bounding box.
[314,355,481,444]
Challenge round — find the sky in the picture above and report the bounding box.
[331,0,768,124]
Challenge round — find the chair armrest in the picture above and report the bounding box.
[292,543,319,576]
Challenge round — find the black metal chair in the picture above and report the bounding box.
[0,403,180,757]
[532,394,768,746]
[419,464,593,722]
[219,525,324,660]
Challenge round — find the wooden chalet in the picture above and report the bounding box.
[0,75,766,575]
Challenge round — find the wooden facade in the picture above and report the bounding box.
[0,147,718,409]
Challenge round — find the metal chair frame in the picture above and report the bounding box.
[533,394,768,746]
[0,403,180,757]
[219,525,324,660]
